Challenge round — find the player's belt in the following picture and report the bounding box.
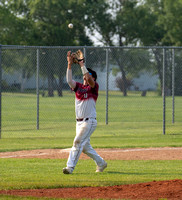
[76,118,96,122]
[76,118,89,122]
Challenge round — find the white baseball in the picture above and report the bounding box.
[68,23,73,29]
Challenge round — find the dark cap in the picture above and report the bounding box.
[87,68,97,81]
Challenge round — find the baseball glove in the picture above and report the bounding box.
[72,49,84,64]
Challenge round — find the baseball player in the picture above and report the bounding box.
[63,51,107,174]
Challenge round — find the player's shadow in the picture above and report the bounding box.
[107,171,124,174]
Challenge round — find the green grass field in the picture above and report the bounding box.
[0,91,182,199]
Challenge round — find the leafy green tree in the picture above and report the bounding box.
[2,48,36,92]
[26,0,92,96]
[85,0,115,46]
[160,0,182,46]
[0,3,33,45]
[173,50,182,96]
[137,0,181,96]
[110,48,152,95]
[0,1,38,93]
[136,0,166,46]
[5,0,93,46]
[2,0,94,96]
[87,0,152,95]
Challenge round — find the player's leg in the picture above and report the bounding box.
[83,139,105,165]
[83,139,107,172]
[63,119,96,174]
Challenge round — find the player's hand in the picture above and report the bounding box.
[67,51,73,65]
[72,49,84,64]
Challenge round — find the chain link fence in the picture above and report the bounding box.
[0,45,181,138]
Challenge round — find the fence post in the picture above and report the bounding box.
[172,48,175,123]
[0,45,2,138]
[106,48,109,125]
[83,47,86,66]
[36,49,40,130]
[162,48,166,135]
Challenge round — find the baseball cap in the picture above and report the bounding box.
[87,68,97,81]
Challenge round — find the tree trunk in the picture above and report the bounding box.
[57,74,63,97]
[48,71,54,97]
[121,69,127,96]
[112,48,128,96]
[153,49,163,95]
[54,74,63,97]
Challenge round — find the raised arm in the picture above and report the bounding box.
[66,51,76,89]
[79,60,95,88]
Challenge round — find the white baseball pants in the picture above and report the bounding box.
[66,118,105,170]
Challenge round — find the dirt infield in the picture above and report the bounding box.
[0,147,182,160]
[0,147,182,199]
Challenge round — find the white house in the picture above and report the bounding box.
[2,66,159,92]
[94,66,159,91]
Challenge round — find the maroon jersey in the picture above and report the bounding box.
[73,82,99,119]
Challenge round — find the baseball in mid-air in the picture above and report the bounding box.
[68,23,73,29]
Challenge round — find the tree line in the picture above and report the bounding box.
[0,0,182,96]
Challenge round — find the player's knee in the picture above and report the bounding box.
[72,139,81,151]
[82,146,88,153]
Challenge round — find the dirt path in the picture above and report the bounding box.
[0,147,182,199]
[0,179,182,200]
[0,147,182,160]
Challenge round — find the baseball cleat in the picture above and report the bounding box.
[63,167,73,174]
[96,161,107,172]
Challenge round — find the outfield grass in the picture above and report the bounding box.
[0,91,182,151]
[2,90,182,132]
[0,121,182,152]
[0,159,182,190]
[0,91,181,199]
